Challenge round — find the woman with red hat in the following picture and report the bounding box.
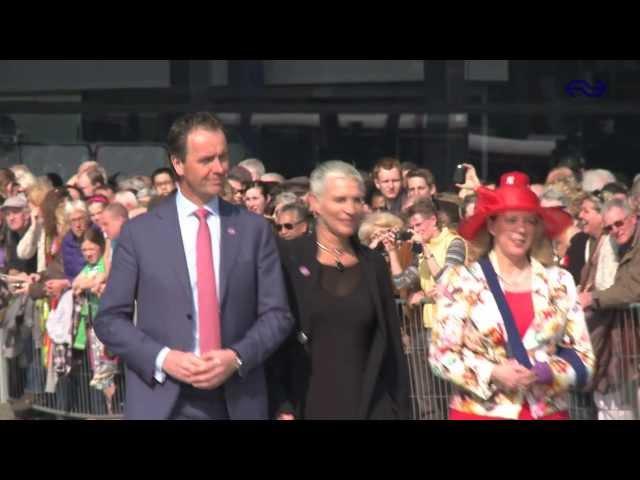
[429,171,595,420]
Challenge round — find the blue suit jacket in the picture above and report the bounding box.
[94,194,293,420]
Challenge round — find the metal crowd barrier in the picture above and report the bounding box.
[396,299,640,421]
[5,348,125,420]
[396,299,451,420]
[1,294,125,420]
[569,303,640,420]
[2,295,638,420]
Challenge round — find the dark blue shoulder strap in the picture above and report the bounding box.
[478,257,532,368]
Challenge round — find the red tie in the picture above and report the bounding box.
[195,208,221,354]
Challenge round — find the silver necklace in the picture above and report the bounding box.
[316,241,346,272]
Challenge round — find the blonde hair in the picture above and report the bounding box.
[55,202,69,236]
[466,221,554,267]
[358,211,404,245]
[543,176,583,217]
[63,199,88,221]
[26,179,53,208]
[11,165,37,192]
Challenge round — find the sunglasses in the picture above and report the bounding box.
[603,217,628,235]
[275,220,304,232]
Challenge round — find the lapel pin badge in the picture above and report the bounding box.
[227,227,237,236]
[299,266,311,277]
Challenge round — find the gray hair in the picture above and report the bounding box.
[273,191,298,209]
[238,158,266,178]
[540,187,571,210]
[278,202,309,222]
[63,199,88,219]
[136,187,153,201]
[602,198,634,217]
[310,161,364,197]
[261,172,285,184]
[582,169,616,193]
[118,175,149,193]
[582,193,603,213]
[114,191,139,210]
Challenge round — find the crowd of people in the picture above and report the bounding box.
[1,111,640,420]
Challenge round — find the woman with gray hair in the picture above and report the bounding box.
[61,199,94,279]
[269,161,409,420]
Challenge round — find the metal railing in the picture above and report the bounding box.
[1,294,125,419]
[2,294,639,420]
[396,300,451,420]
[397,299,640,420]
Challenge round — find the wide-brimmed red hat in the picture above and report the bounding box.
[458,171,573,241]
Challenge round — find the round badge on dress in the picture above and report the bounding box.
[299,266,311,277]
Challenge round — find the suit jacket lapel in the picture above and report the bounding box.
[156,194,193,307]
[288,234,320,340]
[219,199,240,306]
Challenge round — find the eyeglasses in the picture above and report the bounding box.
[603,217,628,235]
[275,220,304,232]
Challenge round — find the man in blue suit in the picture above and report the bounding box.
[94,112,293,420]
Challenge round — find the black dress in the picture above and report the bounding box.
[304,261,376,419]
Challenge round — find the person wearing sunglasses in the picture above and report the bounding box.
[580,198,639,312]
[579,198,640,420]
[274,203,309,241]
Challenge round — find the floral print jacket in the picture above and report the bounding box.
[429,253,595,419]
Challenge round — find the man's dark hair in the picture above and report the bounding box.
[372,157,402,180]
[167,112,226,163]
[405,197,438,220]
[601,181,629,196]
[406,168,436,188]
[400,161,418,172]
[366,188,385,206]
[151,167,176,184]
[245,181,271,199]
[227,169,251,188]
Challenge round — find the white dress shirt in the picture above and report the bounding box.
[154,189,221,383]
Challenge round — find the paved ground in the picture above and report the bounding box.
[0,402,15,420]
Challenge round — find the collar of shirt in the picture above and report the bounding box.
[175,188,220,220]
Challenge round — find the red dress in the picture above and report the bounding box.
[450,291,569,421]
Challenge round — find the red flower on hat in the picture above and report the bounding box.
[458,171,572,241]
